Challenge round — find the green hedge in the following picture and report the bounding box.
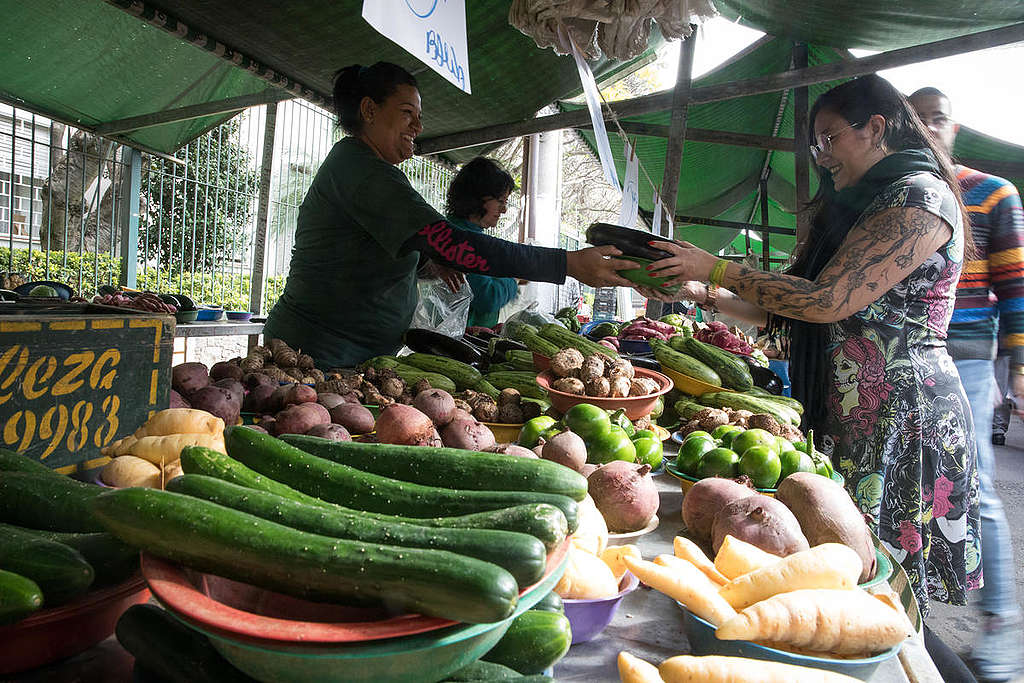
[0,247,121,293]
[136,269,286,311]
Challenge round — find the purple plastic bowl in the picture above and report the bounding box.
[562,571,639,644]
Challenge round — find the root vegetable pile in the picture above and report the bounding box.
[549,349,656,398]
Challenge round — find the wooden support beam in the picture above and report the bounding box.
[760,179,771,270]
[661,32,697,237]
[585,121,795,151]
[95,89,293,136]
[675,214,796,236]
[415,23,1024,155]
[792,43,812,248]
[248,103,278,316]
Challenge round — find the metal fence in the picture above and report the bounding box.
[0,100,525,312]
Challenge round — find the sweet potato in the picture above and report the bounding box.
[304,423,352,441]
[658,655,859,682]
[132,408,223,439]
[243,372,276,390]
[617,652,664,683]
[272,402,330,436]
[210,361,244,382]
[711,495,809,557]
[682,478,755,542]
[110,433,226,465]
[101,455,161,488]
[328,403,376,435]
[213,378,245,404]
[714,535,781,580]
[189,386,242,426]
[555,545,619,600]
[673,536,727,585]
[169,389,190,409]
[316,392,348,410]
[623,556,736,627]
[775,472,877,583]
[172,362,210,398]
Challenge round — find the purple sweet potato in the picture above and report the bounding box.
[317,392,348,410]
[243,384,277,413]
[172,362,210,398]
[243,372,277,390]
[190,386,242,425]
[169,389,190,409]
[210,361,244,382]
[711,494,809,557]
[213,378,244,404]
[682,477,756,543]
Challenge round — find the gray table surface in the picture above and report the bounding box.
[551,466,943,682]
[173,319,264,338]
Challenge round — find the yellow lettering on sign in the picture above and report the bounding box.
[94,394,120,449]
[38,404,69,460]
[49,320,86,331]
[23,356,57,400]
[0,322,41,332]
[52,352,94,397]
[0,346,29,406]
[4,410,37,453]
[90,349,120,390]
[66,400,93,452]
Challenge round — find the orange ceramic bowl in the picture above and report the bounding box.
[536,367,673,420]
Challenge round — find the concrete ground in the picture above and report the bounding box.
[927,419,1024,676]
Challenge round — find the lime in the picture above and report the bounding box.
[776,436,796,454]
[677,436,715,476]
[608,409,635,437]
[518,416,557,448]
[711,424,743,447]
[684,430,715,443]
[632,429,657,441]
[633,437,663,469]
[739,445,782,489]
[699,447,739,479]
[587,425,636,464]
[565,404,611,442]
[778,447,816,481]
[730,428,779,456]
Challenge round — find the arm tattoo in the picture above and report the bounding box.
[727,208,949,323]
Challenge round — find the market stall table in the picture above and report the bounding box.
[172,319,265,338]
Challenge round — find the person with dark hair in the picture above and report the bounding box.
[443,157,520,328]
[263,62,633,366]
[910,86,1024,683]
[636,75,981,623]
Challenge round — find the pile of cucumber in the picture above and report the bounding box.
[91,426,587,625]
[0,450,140,626]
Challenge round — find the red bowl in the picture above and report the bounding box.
[0,574,149,675]
[141,539,570,646]
[536,367,673,420]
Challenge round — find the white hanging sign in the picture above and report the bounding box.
[617,140,639,227]
[562,25,619,191]
[362,0,471,94]
[651,191,663,237]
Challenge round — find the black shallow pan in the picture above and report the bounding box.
[585,223,676,261]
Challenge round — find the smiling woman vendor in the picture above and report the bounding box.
[263,62,632,367]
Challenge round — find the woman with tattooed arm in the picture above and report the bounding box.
[641,76,980,634]
[263,62,633,367]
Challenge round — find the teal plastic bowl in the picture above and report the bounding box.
[677,605,900,681]
[859,548,894,589]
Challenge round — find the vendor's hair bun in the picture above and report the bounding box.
[332,62,418,135]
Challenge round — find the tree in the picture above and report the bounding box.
[138,118,258,275]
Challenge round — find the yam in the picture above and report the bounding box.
[658,655,859,682]
[600,544,642,581]
[673,536,727,585]
[571,494,608,556]
[112,433,226,465]
[775,472,877,583]
[101,455,161,488]
[555,545,619,599]
[131,408,224,439]
[617,652,664,683]
[623,556,736,627]
[714,535,781,580]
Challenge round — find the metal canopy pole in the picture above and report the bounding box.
[95,90,294,136]
[792,43,812,248]
[760,179,771,271]
[581,122,795,151]
[248,103,278,326]
[661,31,697,238]
[118,148,142,288]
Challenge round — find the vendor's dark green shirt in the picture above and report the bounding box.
[264,138,443,368]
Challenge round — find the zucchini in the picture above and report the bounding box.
[180,447,568,549]
[482,609,573,674]
[698,391,798,426]
[166,474,547,586]
[280,436,587,501]
[474,378,501,399]
[0,448,55,474]
[116,604,252,683]
[532,590,564,613]
[673,336,754,391]
[445,660,523,681]
[650,339,721,387]
[755,392,805,415]
[0,522,94,605]
[505,322,560,358]
[402,353,483,389]
[404,329,483,364]
[674,399,708,420]
[224,428,579,530]
[0,569,43,625]
[11,527,138,587]
[538,323,617,358]
[0,471,106,532]
[92,488,520,623]
[392,364,458,393]
[484,371,548,400]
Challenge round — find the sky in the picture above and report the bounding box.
[646,17,1024,147]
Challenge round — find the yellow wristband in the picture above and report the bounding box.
[709,259,729,287]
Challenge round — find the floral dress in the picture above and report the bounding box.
[817,172,982,615]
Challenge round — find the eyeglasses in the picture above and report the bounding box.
[810,122,862,162]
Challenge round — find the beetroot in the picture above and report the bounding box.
[413,389,457,427]
[328,403,376,435]
[682,478,756,542]
[272,402,330,436]
[441,419,496,451]
[316,392,348,410]
[541,431,587,471]
[578,463,599,478]
[586,461,659,533]
[305,423,352,441]
[488,443,539,458]
[711,494,809,557]
[375,404,436,446]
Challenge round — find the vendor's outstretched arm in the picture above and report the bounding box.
[639,282,768,325]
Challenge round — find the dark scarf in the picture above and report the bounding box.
[770,148,942,435]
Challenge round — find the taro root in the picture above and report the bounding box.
[380,376,406,399]
[552,377,586,395]
[472,400,499,423]
[711,494,810,557]
[586,461,659,533]
[608,359,634,381]
[328,403,376,435]
[580,355,606,383]
[304,423,352,442]
[496,403,525,425]
[412,378,432,396]
[541,431,587,471]
[521,401,542,421]
[441,419,496,451]
[210,361,244,382]
[453,398,473,413]
[375,404,436,446]
[682,477,756,543]
[497,388,521,406]
[629,377,659,397]
[747,413,782,435]
[413,389,457,427]
[609,377,631,398]
[585,376,610,398]
[172,362,210,398]
[551,348,585,378]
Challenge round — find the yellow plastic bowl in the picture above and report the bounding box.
[661,367,735,397]
[484,423,525,444]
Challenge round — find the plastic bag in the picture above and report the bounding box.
[499,300,559,338]
[411,279,473,338]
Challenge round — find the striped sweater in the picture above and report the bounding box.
[948,166,1024,364]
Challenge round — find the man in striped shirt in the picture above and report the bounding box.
[911,88,1023,683]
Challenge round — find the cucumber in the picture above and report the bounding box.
[755,392,805,415]
[225,427,579,530]
[674,336,754,391]
[0,522,94,605]
[538,323,617,358]
[0,471,106,532]
[402,353,482,389]
[392,364,458,394]
[444,660,523,681]
[505,322,560,358]
[181,447,568,549]
[698,391,798,426]
[674,399,708,420]
[482,609,573,674]
[363,355,401,370]
[93,488,520,623]
[484,371,549,400]
[167,474,547,586]
[279,436,587,501]
[0,448,55,474]
[10,527,138,587]
[532,590,564,613]
[473,378,501,399]
[116,604,253,683]
[0,569,43,625]
[650,339,722,387]
[505,350,537,372]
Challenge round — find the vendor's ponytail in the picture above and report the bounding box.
[331,62,418,135]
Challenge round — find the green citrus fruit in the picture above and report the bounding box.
[730,428,779,457]
[698,447,739,479]
[776,436,796,454]
[677,436,715,476]
[587,425,636,464]
[564,404,611,442]
[633,437,663,469]
[778,448,816,482]
[739,445,782,489]
[684,430,715,443]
